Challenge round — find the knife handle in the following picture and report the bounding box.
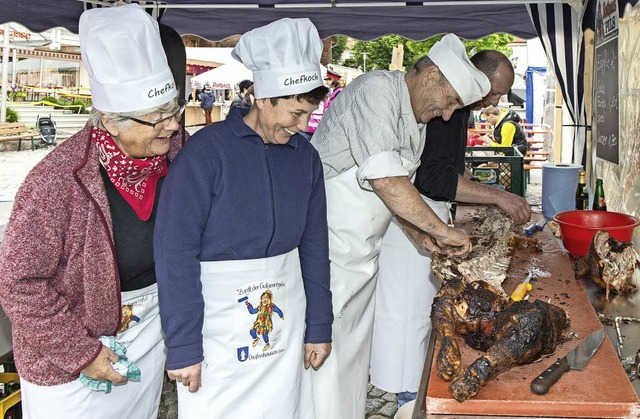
[531,357,570,395]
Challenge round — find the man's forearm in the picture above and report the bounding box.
[455,174,503,204]
[370,176,449,239]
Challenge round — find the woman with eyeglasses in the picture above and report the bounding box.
[153,18,332,417]
[0,5,186,418]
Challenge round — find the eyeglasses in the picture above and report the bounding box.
[126,101,186,129]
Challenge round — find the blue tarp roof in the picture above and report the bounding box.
[1,0,538,40]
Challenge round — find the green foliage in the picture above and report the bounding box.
[41,96,62,105]
[70,100,89,114]
[346,33,514,72]
[341,58,358,68]
[332,35,349,64]
[350,35,420,72]
[5,107,19,123]
[406,33,513,68]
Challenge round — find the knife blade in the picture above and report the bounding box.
[530,329,606,395]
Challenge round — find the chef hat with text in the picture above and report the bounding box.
[232,18,324,99]
[79,4,176,112]
[427,34,490,106]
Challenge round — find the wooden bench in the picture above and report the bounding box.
[0,122,39,151]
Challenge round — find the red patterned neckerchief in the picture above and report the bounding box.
[92,127,168,221]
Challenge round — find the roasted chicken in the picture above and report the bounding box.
[431,278,571,402]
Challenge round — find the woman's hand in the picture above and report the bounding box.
[81,345,128,384]
[168,363,202,393]
[304,343,331,370]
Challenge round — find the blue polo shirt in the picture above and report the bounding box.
[154,107,332,370]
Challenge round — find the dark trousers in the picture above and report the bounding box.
[203,108,213,126]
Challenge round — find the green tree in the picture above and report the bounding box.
[331,35,349,64]
[345,33,513,72]
[406,33,513,67]
[350,35,420,72]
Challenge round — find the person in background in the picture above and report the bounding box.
[371,50,532,408]
[0,4,186,418]
[307,69,342,134]
[199,83,216,126]
[481,104,529,155]
[241,84,254,108]
[310,33,491,419]
[230,79,254,108]
[153,18,332,418]
[324,69,344,109]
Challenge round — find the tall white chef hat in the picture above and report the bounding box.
[427,34,491,106]
[232,18,324,99]
[79,4,177,113]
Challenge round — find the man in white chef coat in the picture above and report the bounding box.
[310,34,491,419]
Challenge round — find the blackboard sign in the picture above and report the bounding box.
[594,37,619,164]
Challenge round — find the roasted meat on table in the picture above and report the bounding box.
[574,230,639,301]
[431,278,571,402]
[431,207,540,296]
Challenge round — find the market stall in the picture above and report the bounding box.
[186,61,253,126]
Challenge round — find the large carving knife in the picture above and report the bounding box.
[531,329,606,395]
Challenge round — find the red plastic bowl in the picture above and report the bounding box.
[553,210,640,256]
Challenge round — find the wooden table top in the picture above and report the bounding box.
[412,207,640,418]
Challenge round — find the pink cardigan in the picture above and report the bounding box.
[0,123,184,385]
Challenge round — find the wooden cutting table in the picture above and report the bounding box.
[411,206,640,418]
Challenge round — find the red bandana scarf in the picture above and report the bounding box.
[92,127,168,221]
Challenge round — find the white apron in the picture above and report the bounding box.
[178,248,314,419]
[21,283,165,419]
[311,165,394,419]
[370,196,450,393]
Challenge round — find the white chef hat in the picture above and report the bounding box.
[427,34,490,106]
[232,18,324,99]
[79,4,176,113]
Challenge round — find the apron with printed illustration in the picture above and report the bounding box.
[20,283,165,419]
[177,248,314,419]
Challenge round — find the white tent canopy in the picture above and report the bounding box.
[190,60,252,90]
[185,47,234,66]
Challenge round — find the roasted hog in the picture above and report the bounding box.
[431,279,571,402]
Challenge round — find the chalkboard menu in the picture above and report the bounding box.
[594,31,619,164]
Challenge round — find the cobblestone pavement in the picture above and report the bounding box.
[157,379,398,419]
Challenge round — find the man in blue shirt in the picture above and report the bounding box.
[199,83,216,125]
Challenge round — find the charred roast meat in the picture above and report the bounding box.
[431,278,571,402]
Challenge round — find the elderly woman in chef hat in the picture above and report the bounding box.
[0,4,185,418]
[154,18,332,418]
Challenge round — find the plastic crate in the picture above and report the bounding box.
[464,147,525,197]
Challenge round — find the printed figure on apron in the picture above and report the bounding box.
[118,304,141,333]
[154,18,332,418]
[310,34,492,419]
[246,289,284,351]
[0,4,187,418]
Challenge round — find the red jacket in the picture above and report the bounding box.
[0,123,184,385]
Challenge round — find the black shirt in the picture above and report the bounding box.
[414,107,470,201]
[100,166,164,291]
